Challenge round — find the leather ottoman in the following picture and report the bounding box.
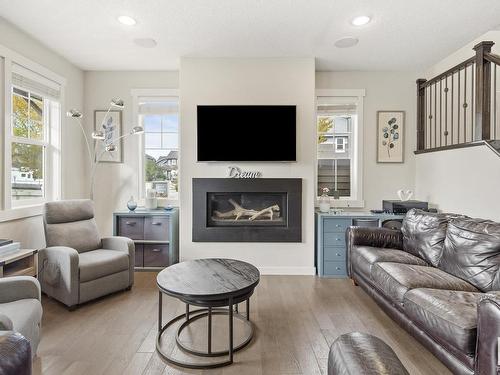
[328,332,409,375]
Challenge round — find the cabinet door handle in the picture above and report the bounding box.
[336,253,341,256]
[152,248,162,252]
[336,224,341,228]
[336,267,341,270]
[336,238,341,241]
[151,222,162,226]
[125,221,136,226]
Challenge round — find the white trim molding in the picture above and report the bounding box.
[257,266,316,275]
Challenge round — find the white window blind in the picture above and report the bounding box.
[12,63,61,99]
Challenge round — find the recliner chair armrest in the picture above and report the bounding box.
[101,236,135,257]
[0,276,41,304]
[0,313,13,331]
[38,246,79,307]
[475,293,500,375]
[101,236,135,287]
[346,226,403,250]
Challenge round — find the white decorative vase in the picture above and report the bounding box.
[319,194,331,213]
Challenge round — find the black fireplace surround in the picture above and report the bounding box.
[192,178,302,242]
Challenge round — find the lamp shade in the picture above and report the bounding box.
[131,126,144,134]
[110,98,124,108]
[66,109,82,118]
[92,130,105,140]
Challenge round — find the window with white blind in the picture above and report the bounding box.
[316,89,365,207]
[133,90,179,202]
[8,64,61,208]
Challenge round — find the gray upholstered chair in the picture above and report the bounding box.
[0,276,42,358]
[39,199,134,309]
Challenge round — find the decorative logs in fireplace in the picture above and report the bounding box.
[193,178,302,242]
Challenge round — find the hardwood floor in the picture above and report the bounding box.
[33,272,451,375]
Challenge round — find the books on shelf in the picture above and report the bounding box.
[0,242,21,257]
[0,239,13,247]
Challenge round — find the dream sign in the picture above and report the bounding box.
[227,166,262,178]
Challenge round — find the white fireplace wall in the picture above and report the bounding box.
[179,58,316,275]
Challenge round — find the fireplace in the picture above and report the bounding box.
[193,178,302,242]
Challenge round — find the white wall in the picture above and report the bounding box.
[416,146,500,220]
[0,18,85,248]
[415,30,500,219]
[316,71,418,209]
[84,71,179,235]
[180,58,316,275]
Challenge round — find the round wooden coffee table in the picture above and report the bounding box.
[156,258,260,369]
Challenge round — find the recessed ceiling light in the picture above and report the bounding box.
[134,38,157,48]
[351,16,371,26]
[334,37,359,48]
[118,15,136,26]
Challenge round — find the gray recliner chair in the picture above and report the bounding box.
[39,199,134,309]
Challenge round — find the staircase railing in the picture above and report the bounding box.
[416,41,500,153]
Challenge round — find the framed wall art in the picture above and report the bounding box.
[377,110,405,163]
[94,109,123,163]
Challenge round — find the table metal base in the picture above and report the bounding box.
[156,292,254,369]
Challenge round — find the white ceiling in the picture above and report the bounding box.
[1,0,500,71]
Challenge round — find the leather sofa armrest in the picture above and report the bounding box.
[0,276,41,304]
[475,293,500,375]
[346,226,403,250]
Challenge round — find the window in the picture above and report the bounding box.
[133,90,179,202]
[316,90,365,207]
[335,136,347,152]
[7,65,61,208]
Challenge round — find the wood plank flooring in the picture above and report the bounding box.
[33,272,451,375]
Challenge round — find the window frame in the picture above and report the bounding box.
[1,44,64,220]
[316,89,365,208]
[131,89,180,205]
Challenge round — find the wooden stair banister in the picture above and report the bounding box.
[416,40,499,154]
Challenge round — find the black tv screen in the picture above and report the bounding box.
[197,105,296,162]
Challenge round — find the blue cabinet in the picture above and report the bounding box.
[113,208,179,270]
[316,212,404,277]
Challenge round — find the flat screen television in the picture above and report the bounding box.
[197,105,296,162]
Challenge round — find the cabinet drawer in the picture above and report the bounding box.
[134,244,144,268]
[118,217,144,240]
[323,233,346,247]
[323,219,351,233]
[323,261,347,277]
[324,247,346,261]
[144,217,170,241]
[144,244,169,267]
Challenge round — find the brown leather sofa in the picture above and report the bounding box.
[347,209,500,375]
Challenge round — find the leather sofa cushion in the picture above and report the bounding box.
[328,332,409,375]
[372,262,478,305]
[439,218,500,292]
[0,331,31,375]
[404,288,485,355]
[79,249,130,283]
[402,209,460,267]
[351,246,428,280]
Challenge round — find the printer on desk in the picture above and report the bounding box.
[382,200,429,214]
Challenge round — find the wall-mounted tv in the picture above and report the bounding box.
[197,105,296,162]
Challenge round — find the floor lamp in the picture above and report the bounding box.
[66,98,144,200]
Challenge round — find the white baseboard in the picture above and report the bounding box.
[257,266,316,275]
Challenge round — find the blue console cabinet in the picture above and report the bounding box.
[316,212,404,278]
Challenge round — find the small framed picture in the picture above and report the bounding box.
[152,181,169,198]
[377,111,405,163]
[94,110,123,163]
